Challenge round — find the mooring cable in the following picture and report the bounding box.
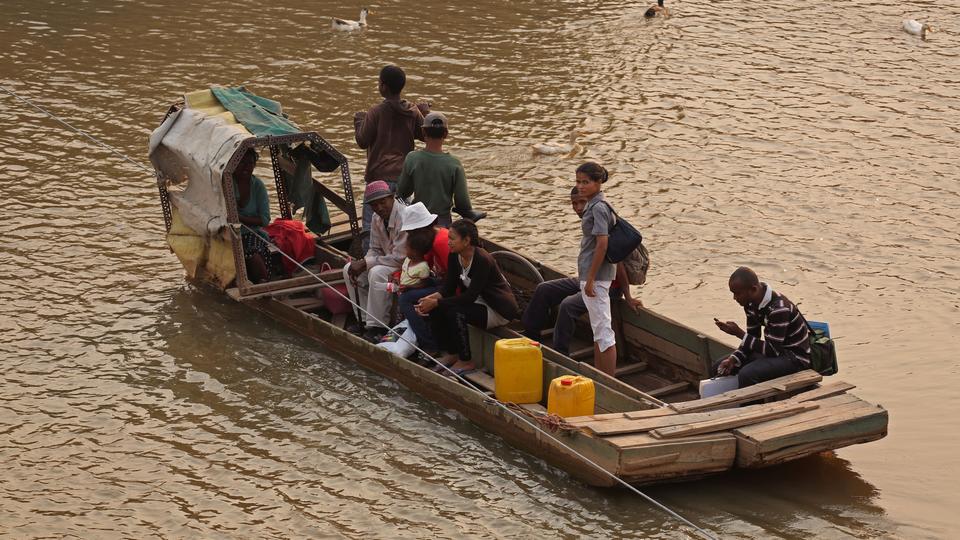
[0,83,718,540]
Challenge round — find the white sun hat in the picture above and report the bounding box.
[400,202,439,231]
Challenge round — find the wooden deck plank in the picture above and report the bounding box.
[737,396,872,442]
[732,393,888,467]
[670,370,822,413]
[464,371,496,393]
[646,381,690,398]
[785,381,857,403]
[588,407,752,437]
[650,403,819,439]
[734,404,887,467]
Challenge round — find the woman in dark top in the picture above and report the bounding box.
[415,219,519,376]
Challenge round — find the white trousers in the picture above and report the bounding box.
[342,262,395,329]
[580,280,616,352]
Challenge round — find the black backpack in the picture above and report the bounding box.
[807,322,839,376]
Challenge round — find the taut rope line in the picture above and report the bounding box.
[0,83,718,540]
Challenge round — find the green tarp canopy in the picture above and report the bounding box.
[212,86,331,235]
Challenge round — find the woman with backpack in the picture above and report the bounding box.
[575,162,619,376]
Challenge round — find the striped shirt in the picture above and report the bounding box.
[731,284,811,366]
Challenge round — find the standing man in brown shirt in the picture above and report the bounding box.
[354,65,425,250]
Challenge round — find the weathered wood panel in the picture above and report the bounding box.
[622,324,705,377]
[614,432,737,484]
[650,403,819,439]
[734,394,888,467]
[670,370,822,413]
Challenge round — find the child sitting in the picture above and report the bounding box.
[397,231,433,292]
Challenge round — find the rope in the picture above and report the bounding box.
[241,224,716,540]
[0,83,717,540]
[499,402,580,434]
[0,85,155,175]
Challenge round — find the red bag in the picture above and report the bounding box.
[319,262,352,315]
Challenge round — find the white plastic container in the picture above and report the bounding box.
[698,376,739,398]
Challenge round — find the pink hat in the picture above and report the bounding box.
[363,180,393,204]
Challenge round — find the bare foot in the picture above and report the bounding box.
[450,361,476,372]
[439,353,459,365]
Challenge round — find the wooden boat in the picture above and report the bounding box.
[150,89,888,487]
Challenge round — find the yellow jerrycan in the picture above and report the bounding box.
[547,375,596,418]
[493,338,543,404]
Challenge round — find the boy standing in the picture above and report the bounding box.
[354,65,424,246]
[396,112,477,227]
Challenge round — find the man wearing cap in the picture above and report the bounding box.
[343,181,407,343]
[397,111,478,228]
[397,202,450,354]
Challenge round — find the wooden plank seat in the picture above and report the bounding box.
[669,370,823,413]
[614,361,648,378]
[645,381,690,398]
[463,371,547,414]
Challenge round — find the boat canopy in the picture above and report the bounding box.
[148,86,342,237]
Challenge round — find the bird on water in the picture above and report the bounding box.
[332,8,369,31]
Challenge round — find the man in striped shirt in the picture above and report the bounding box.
[714,267,811,388]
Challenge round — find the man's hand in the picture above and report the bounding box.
[348,259,367,277]
[714,318,745,338]
[625,297,643,313]
[584,279,596,298]
[716,356,737,376]
[416,100,432,116]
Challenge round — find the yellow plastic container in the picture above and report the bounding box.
[493,338,543,404]
[547,375,596,418]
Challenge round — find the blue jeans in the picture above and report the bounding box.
[362,180,397,252]
[399,284,440,352]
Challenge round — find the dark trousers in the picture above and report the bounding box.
[429,302,488,361]
[398,284,440,351]
[521,278,622,356]
[713,351,805,389]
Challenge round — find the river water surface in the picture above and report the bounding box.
[1,0,958,538]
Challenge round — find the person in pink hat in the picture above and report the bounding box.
[342,180,407,342]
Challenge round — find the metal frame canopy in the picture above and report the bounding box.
[150,91,360,295]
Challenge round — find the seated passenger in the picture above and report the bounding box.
[343,181,407,343]
[397,231,433,292]
[414,219,518,376]
[522,187,642,355]
[234,149,271,283]
[396,112,479,227]
[714,267,811,388]
[396,203,450,355]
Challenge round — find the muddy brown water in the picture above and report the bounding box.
[1,0,958,538]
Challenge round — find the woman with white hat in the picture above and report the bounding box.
[397,202,450,355]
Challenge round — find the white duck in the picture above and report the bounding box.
[532,130,584,157]
[332,8,369,31]
[902,19,932,40]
